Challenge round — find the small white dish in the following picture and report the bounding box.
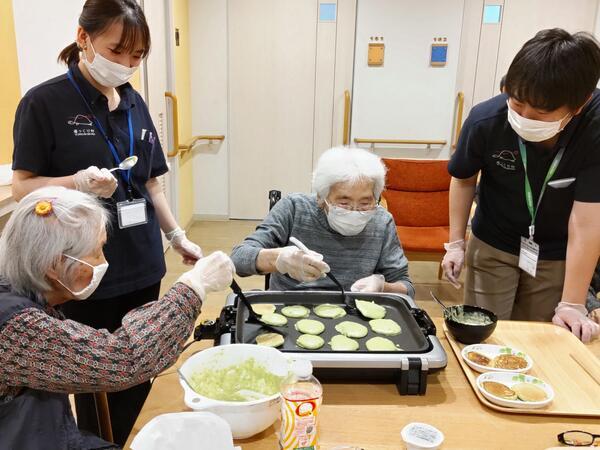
[461,344,533,373]
[476,372,554,409]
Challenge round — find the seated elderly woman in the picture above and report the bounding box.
[0,186,234,449]
[231,147,414,296]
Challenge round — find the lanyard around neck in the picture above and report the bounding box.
[518,138,565,238]
[66,70,134,187]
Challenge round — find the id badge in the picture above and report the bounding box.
[117,198,148,229]
[519,236,539,277]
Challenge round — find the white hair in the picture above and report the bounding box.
[312,146,387,199]
[0,186,109,296]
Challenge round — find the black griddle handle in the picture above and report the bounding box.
[193,305,237,343]
[397,357,428,395]
[194,320,218,341]
[411,308,437,336]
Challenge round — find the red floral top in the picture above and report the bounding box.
[0,283,200,403]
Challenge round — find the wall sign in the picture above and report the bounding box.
[368,43,385,66]
[430,43,448,67]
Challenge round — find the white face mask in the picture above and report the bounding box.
[83,39,138,88]
[58,254,109,300]
[325,201,377,236]
[507,101,570,142]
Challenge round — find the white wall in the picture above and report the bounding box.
[453,0,485,137]
[471,0,505,106]
[494,0,598,94]
[330,0,358,150]
[189,0,229,217]
[190,0,357,218]
[313,0,358,167]
[187,0,600,216]
[351,0,465,160]
[12,0,81,94]
[596,1,600,38]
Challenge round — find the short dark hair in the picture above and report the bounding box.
[58,0,151,66]
[505,28,600,111]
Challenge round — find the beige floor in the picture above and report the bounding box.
[163,220,465,312]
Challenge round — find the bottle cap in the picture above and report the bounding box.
[291,358,313,378]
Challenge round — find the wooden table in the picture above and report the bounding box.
[125,301,600,450]
[0,185,15,217]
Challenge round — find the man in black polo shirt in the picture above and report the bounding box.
[443,28,600,343]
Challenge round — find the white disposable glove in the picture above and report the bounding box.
[275,246,330,282]
[590,308,600,325]
[441,239,466,289]
[552,302,600,343]
[166,227,203,265]
[73,166,118,198]
[177,251,235,299]
[351,274,385,293]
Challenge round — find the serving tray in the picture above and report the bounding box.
[444,320,600,417]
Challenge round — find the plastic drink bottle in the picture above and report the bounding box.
[279,359,323,450]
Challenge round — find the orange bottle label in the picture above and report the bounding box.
[279,396,321,450]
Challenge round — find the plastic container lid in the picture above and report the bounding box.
[291,358,313,378]
[401,422,444,450]
[130,412,236,450]
[331,447,364,450]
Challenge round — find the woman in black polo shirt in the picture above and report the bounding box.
[11,0,202,444]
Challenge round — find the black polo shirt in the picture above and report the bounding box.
[449,91,600,260]
[12,64,169,298]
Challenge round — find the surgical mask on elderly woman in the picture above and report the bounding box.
[57,254,109,300]
[325,201,377,236]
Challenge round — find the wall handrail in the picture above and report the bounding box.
[164,91,180,157]
[165,92,225,156]
[354,138,447,150]
[453,91,465,149]
[179,135,225,154]
[343,90,351,145]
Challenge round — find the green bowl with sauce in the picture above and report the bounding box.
[444,305,498,344]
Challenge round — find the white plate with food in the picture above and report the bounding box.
[462,344,533,373]
[476,372,554,409]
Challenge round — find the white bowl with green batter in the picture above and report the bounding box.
[179,343,291,439]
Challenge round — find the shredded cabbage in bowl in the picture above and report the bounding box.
[188,357,285,402]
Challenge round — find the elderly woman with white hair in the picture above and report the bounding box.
[231,146,414,296]
[0,186,234,449]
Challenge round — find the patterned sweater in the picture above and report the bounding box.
[0,283,200,403]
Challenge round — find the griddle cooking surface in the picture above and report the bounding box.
[234,291,430,354]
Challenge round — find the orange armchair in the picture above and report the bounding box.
[381,158,451,279]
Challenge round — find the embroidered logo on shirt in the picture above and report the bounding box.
[67,114,96,137]
[67,114,93,126]
[492,149,518,171]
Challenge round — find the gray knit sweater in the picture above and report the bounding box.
[231,194,415,297]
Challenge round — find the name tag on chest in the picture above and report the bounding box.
[519,236,539,277]
[117,198,148,229]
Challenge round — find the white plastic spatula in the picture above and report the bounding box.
[235,389,268,401]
